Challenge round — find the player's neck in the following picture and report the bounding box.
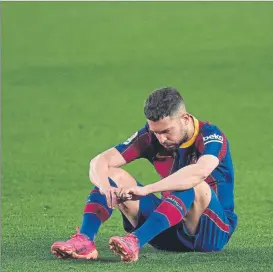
[186,116,195,141]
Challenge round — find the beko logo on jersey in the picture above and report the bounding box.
[203,134,223,145]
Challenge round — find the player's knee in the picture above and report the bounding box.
[107,167,124,185]
[193,181,211,205]
[107,167,137,187]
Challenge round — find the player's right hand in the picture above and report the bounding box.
[99,186,119,209]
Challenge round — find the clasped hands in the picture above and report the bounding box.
[100,186,149,209]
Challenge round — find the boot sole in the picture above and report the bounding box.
[109,237,138,262]
[51,245,99,260]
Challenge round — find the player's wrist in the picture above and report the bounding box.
[145,184,154,195]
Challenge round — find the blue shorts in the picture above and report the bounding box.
[122,186,235,252]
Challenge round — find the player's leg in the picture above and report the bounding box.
[182,181,212,235]
[146,182,213,252]
[51,167,139,259]
[118,192,191,256]
[80,167,140,240]
[178,186,234,252]
[109,181,212,262]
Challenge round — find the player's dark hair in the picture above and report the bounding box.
[144,87,184,121]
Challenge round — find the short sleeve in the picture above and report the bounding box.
[197,124,227,162]
[115,124,152,163]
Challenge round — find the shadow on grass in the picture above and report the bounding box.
[58,256,121,263]
[3,237,273,266]
[47,246,273,268]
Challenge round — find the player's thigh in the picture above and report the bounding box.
[178,188,231,251]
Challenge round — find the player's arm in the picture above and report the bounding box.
[89,147,127,190]
[89,147,128,208]
[90,126,150,189]
[121,155,219,199]
[125,125,227,198]
[145,155,219,194]
[89,125,151,206]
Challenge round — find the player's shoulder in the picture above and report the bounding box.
[118,123,152,147]
[200,121,223,135]
[197,120,228,145]
[135,122,153,142]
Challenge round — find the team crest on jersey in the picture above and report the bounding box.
[203,134,223,145]
[123,132,138,145]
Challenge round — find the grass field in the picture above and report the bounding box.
[2,2,273,271]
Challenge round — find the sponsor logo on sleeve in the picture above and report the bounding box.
[123,132,138,145]
[203,134,223,145]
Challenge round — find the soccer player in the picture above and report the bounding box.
[51,87,237,262]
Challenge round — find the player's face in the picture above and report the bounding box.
[148,114,190,150]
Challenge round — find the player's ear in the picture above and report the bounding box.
[182,113,190,125]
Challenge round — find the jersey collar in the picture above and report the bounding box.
[180,116,199,149]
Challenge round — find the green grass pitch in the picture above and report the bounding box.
[2,2,273,271]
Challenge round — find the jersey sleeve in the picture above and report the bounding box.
[114,124,152,163]
[196,124,228,162]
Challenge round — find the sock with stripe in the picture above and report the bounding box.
[80,178,117,241]
[133,188,195,247]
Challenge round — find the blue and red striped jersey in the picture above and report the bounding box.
[115,116,237,232]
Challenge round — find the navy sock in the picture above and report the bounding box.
[133,189,195,247]
[80,178,117,241]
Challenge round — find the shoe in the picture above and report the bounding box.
[109,233,139,262]
[51,227,98,260]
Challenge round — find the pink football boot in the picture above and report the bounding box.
[109,233,140,262]
[51,227,98,260]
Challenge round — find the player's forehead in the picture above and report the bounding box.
[147,116,174,133]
